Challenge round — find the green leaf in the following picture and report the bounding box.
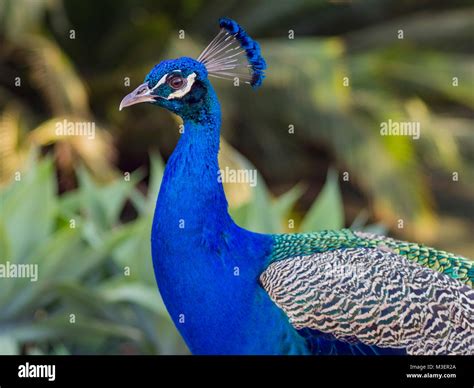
[300,168,344,231]
[57,191,82,218]
[148,152,165,204]
[0,226,82,317]
[65,225,131,280]
[0,157,56,262]
[230,175,281,234]
[110,217,156,285]
[129,153,165,215]
[54,283,120,322]
[362,223,388,236]
[98,279,169,317]
[76,165,143,232]
[5,316,142,344]
[350,209,369,230]
[271,183,305,222]
[0,336,19,355]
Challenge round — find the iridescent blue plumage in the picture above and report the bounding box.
[119,18,474,355]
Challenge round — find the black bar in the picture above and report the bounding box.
[0,356,471,386]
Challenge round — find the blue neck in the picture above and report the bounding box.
[150,84,309,354]
[155,86,232,233]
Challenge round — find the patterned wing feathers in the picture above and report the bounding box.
[260,248,473,355]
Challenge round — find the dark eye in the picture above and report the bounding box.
[167,75,186,89]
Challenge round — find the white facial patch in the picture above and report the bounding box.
[151,73,169,91]
[167,73,197,100]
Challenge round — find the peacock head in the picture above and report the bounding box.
[119,18,266,120]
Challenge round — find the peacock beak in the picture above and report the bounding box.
[119,82,156,111]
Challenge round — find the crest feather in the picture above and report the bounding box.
[197,17,266,88]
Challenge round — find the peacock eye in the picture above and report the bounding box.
[167,74,186,90]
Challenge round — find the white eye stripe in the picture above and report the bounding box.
[151,73,169,91]
[149,71,197,99]
[167,73,196,100]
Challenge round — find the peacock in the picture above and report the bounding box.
[119,18,473,355]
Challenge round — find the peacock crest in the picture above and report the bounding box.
[197,18,267,87]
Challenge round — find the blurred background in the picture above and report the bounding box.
[0,0,473,355]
